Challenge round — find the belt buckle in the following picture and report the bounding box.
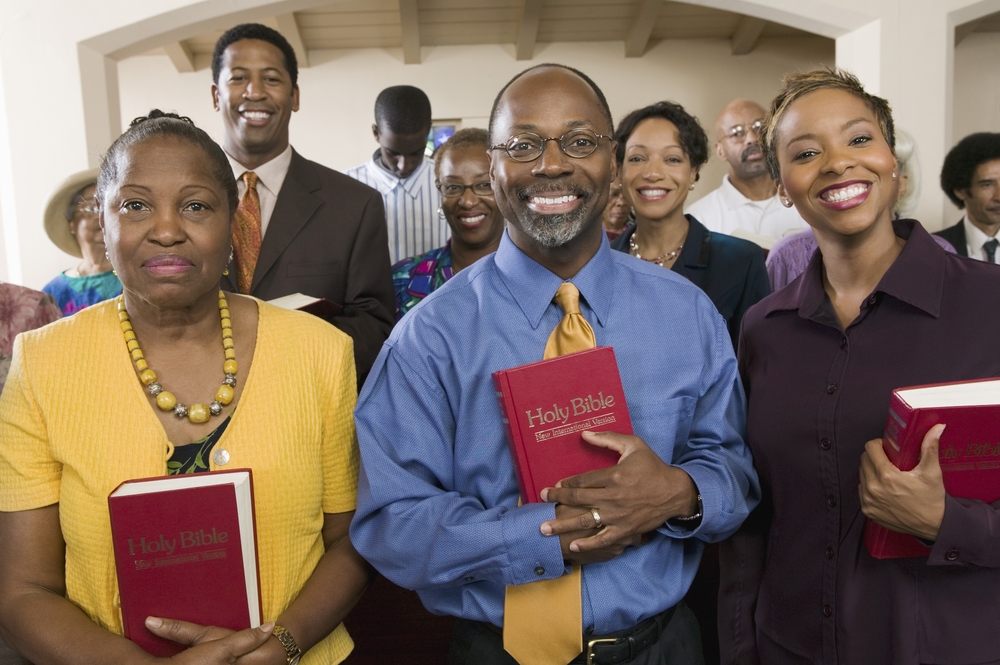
[585,637,619,665]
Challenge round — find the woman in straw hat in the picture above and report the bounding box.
[42,168,122,314]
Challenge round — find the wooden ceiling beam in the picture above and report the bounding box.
[731,15,767,55]
[399,0,422,64]
[275,14,309,68]
[163,41,196,73]
[624,0,662,58]
[516,0,543,61]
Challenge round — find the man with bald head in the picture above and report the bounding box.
[351,64,758,665]
[686,98,806,239]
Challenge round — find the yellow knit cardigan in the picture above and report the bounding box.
[0,298,359,664]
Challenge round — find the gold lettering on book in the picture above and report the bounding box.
[525,392,615,428]
[126,529,228,558]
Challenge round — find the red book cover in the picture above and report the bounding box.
[108,469,262,656]
[865,378,1000,559]
[493,346,632,504]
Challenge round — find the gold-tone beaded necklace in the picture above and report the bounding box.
[118,291,237,424]
[629,232,683,267]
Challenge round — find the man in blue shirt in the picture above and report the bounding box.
[351,64,759,665]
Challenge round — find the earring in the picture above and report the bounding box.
[223,268,229,276]
[223,247,233,276]
[781,198,793,208]
[105,250,110,260]
[892,172,897,179]
[437,207,446,221]
[689,184,695,191]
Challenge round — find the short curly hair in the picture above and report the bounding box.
[212,23,298,87]
[761,68,894,181]
[434,128,489,180]
[940,133,1000,208]
[613,101,708,180]
[97,110,238,217]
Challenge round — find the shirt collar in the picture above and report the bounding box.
[678,215,710,269]
[368,149,435,196]
[962,214,998,254]
[494,230,614,330]
[225,144,293,198]
[764,219,944,320]
[718,174,779,212]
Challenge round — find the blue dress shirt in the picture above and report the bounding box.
[351,231,760,634]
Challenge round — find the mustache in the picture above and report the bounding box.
[741,144,763,162]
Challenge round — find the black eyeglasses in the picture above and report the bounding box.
[437,181,493,198]
[726,119,764,141]
[491,128,611,162]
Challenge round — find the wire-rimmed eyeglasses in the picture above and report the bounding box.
[490,129,611,162]
[436,181,493,198]
[725,119,764,142]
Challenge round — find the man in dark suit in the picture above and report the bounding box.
[211,23,393,382]
[936,132,1000,262]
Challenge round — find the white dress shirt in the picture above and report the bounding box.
[225,144,293,239]
[962,215,1000,263]
[346,151,446,263]
[685,175,808,239]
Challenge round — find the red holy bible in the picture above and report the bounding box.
[108,469,262,656]
[493,346,633,504]
[865,378,1000,559]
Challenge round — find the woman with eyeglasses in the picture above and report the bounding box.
[391,128,505,320]
[609,101,770,347]
[41,169,122,315]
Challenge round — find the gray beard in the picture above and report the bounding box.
[516,208,589,248]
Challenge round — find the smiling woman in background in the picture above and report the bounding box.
[0,111,369,665]
[391,128,505,320]
[610,101,770,347]
[721,69,1000,665]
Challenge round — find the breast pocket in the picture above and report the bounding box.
[628,395,697,462]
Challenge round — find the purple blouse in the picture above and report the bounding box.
[722,220,1000,665]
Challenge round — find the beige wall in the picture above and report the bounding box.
[118,35,833,220]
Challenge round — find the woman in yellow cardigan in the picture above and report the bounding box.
[0,111,369,665]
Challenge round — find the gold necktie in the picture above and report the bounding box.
[232,171,262,294]
[504,282,595,665]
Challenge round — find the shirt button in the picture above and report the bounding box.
[827,495,837,508]
[534,566,545,576]
[826,547,835,559]
[945,549,960,561]
[212,449,230,466]
[839,337,847,349]
[827,384,838,394]
[585,626,595,635]
[820,438,832,450]
[464,576,475,583]
[822,604,833,617]
[868,294,877,305]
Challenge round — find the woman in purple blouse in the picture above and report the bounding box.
[720,69,1000,665]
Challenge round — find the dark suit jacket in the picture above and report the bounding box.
[611,215,771,348]
[934,219,968,257]
[222,150,394,385]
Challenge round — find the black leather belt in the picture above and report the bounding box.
[570,605,675,665]
[482,605,675,665]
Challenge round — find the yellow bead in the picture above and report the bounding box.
[135,359,148,372]
[219,308,230,320]
[187,404,210,423]
[120,320,133,332]
[216,384,235,405]
[131,348,144,362]
[224,349,236,360]
[155,391,177,410]
[223,360,238,374]
[139,368,156,384]
[127,339,139,352]
[223,337,235,349]
[221,318,232,329]
[222,329,233,339]
[118,310,129,321]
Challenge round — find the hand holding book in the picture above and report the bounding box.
[143,618,279,664]
[859,423,947,542]
[539,430,700,560]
